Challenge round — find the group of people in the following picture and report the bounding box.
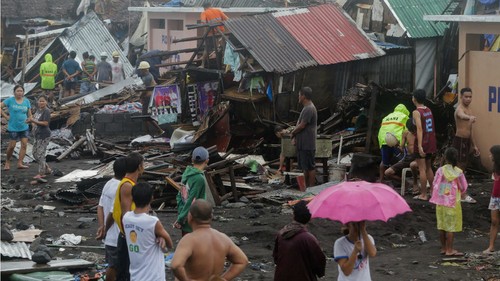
[1,85,52,180]
[376,88,500,258]
[39,50,126,99]
[96,148,248,281]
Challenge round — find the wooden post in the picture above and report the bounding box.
[205,172,221,206]
[229,166,238,201]
[364,86,379,153]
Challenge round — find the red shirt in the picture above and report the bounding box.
[414,107,437,154]
[493,173,500,198]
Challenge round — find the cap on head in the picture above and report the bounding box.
[112,51,120,57]
[192,146,209,163]
[138,61,150,69]
[100,52,108,58]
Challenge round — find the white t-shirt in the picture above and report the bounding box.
[110,61,124,83]
[333,235,375,281]
[123,211,165,281]
[98,178,120,247]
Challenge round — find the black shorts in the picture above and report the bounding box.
[390,154,416,175]
[297,150,315,171]
[116,233,130,281]
[105,245,119,267]
[63,79,77,90]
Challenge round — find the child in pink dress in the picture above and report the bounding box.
[484,145,500,254]
[430,147,467,256]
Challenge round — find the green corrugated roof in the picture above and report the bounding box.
[384,0,450,38]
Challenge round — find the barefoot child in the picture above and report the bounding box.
[333,221,377,281]
[123,183,173,281]
[28,95,52,179]
[430,147,467,256]
[484,145,500,254]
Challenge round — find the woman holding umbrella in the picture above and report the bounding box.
[333,221,376,280]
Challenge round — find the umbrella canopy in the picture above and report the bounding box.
[307,181,411,224]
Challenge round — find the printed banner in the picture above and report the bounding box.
[150,84,181,124]
[196,81,218,119]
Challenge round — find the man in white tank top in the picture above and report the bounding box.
[123,183,173,281]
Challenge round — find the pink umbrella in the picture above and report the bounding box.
[307,181,411,224]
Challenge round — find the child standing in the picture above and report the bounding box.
[333,221,377,281]
[96,157,127,281]
[28,95,52,179]
[484,145,500,254]
[174,146,215,236]
[412,89,437,201]
[430,147,467,256]
[123,183,173,281]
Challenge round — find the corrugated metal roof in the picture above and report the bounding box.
[384,0,450,38]
[273,4,385,65]
[15,11,134,83]
[225,13,317,74]
[0,241,32,259]
[1,81,38,99]
[58,11,134,77]
[181,0,282,7]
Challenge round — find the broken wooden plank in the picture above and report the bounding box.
[56,137,86,161]
[1,259,94,275]
[165,177,182,192]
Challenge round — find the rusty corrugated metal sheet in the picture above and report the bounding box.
[273,4,385,65]
[0,241,32,259]
[225,14,317,74]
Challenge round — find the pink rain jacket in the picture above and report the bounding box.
[430,165,468,207]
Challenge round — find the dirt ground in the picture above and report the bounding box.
[1,156,499,281]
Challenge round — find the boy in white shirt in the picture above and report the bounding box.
[96,157,126,281]
[123,183,173,281]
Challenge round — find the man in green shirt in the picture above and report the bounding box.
[174,146,214,236]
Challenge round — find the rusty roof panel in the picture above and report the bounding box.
[0,241,32,259]
[273,4,385,65]
[225,13,317,74]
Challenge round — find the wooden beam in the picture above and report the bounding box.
[205,173,221,206]
[364,86,379,152]
[173,34,225,44]
[229,166,238,201]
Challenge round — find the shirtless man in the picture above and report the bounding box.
[171,199,248,281]
[453,87,479,203]
[385,118,418,192]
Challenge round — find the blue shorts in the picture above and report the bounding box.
[381,145,402,167]
[9,130,30,141]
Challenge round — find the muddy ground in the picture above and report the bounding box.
[1,155,499,281]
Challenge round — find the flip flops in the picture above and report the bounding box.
[17,165,29,169]
[482,249,495,255]
[445,251,464,256]
[461,195,477,204]
[413,195,428,201]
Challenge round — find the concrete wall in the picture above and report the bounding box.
[458,22,500,171]
[72,113,147,138]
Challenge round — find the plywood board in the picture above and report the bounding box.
[12,229,44,243]
[1,259,94,274]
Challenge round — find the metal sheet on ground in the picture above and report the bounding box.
[1,259,94,274]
